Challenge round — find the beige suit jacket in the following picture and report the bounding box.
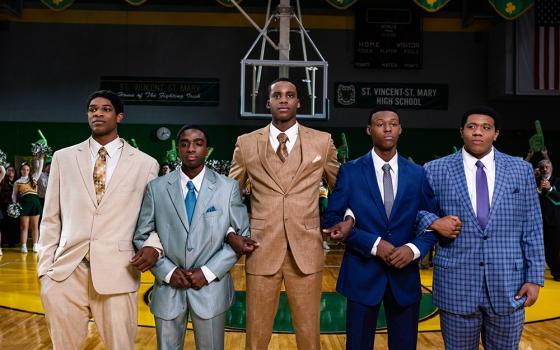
[229,124,339,275]
[38,139,159,295]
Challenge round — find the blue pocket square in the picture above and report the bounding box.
[207,206,217,213]
[512,188,520,193]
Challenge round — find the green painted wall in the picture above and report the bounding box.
[0,122,554,168]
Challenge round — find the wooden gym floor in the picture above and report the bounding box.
[1,247,560,349]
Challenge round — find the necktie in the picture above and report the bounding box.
[382,163,394,219]
[93,147,108,204]
[476,160,490,229]
[277,133,289,162]
[185,181,197,224]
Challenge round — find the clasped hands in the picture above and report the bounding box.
[169,267,207,290]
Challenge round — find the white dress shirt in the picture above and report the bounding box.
[89,137,124,186]
[269,122,299,154]
[164,167,218,284]
[462,147,495,212]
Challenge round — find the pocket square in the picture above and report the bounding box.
[312,155,322,163]
[512,188,520,193]
[206,206,217,213]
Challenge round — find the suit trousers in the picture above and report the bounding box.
[440,282,525,350]
[155,308,226,350]
[346,284,420,350]
[245,250,323,350]
[40,261,137,350]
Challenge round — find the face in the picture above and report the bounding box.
[539,163,552,177]
[162,165,171,174]
[267,81,300,123]
[178,129,209,171]
[20,164,30,177]
[6,167,15,180]
[87,97,123,138]
[366,111,402,152]
[460,114,499,159]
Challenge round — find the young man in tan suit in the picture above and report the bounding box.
[38,90,161,350]
[229,78,339,350]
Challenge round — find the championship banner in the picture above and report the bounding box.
[324,0,359,10]
[488,0,534,19]
[40,0,75,11]
[334,82,448,110]
[100,77,219,106]
[354,1,422,69]
[412,0,451,12]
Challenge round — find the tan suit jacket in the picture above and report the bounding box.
[38,139,159,295]
[229,124,339,275]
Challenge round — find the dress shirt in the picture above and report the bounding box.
[164,167,217,284]
[269,122,299,154]
[89,137,124,186]
[462,147,495,212]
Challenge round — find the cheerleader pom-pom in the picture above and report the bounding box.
[7,203,22,218]
[172,158,182,170]
[0,149,9,168]
[31,142,53,157]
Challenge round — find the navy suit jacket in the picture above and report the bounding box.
[417,149,544,315]
[323,152,437,307]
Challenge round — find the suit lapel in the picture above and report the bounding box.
[75,140,97,207]
[189,168,217,234]
[100,140,132,206]
[167,170,190,232]
[286,125,312,193]
[361,152,386,222]
[256,125,285,193]
[486,151,508,230]
[449,151,478,221]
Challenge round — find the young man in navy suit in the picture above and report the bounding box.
[323,107,454,350]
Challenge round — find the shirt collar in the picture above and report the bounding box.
[180,166,206,192]
[89,137,124,158]
[462,147,494,170]
[269,122,299,142]
[371,148,398,172]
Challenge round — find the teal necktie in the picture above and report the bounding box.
[185,181,196,224]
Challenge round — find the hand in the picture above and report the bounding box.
[541,146,549,160]
[185,268,208,290]
[130,246,160,272]
[515,282,540,307]
[226,232,259,255]
[540,179,551,191]
[169,268,191,289]
[524,149,534,161]
[322,216,354,242]
[376,239,396,265]
[429,215,462,239]
[387,246,415,269]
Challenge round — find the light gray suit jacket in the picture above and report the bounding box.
[133,167,250,320]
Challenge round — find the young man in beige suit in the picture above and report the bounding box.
[229,78,339,350]
[38,90,161,350]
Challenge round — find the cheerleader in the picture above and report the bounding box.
[0,165,5,255]
[12,156,44,253]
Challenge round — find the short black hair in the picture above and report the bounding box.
[161,162,171,168]
[461,106,501,130]
[176,125,210,147]
[86,90,124,115]
[367,106,400,125]
[268,77,299,96]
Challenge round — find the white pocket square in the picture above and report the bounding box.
[312,155,322,163]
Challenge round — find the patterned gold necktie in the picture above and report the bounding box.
[93,147,108,203]
[277,133,289,162]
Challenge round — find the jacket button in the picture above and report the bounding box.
[483,236,488,240]
[479,262,485,266]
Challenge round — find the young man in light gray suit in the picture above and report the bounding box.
[134,125,252,350]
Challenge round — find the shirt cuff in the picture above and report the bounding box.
[227,226,235,236]
[164,267,177,284]
[405,243,421,260]
[344,209,355,226]
[370,237,382,256]
[201,266,217,283]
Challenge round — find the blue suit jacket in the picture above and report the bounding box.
[323,152,437,307]
[418,149,544,316]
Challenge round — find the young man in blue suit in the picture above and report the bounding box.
[323,107,453,350]
[418,107,545,349]
[134,125,253,350]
